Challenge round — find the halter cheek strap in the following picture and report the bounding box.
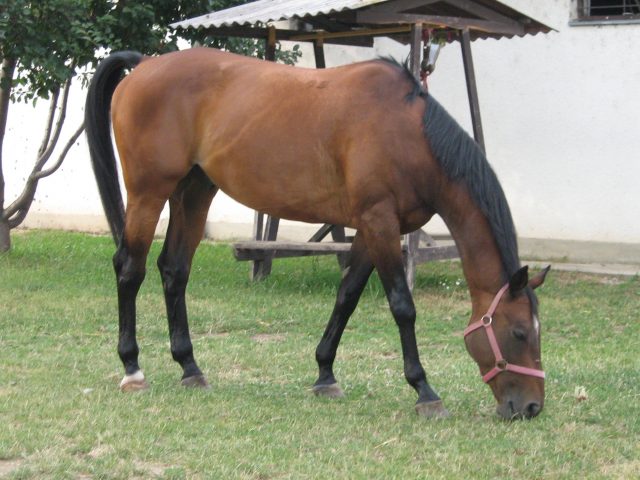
[463,283,545,383]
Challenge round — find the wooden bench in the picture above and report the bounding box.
[232,225,459,289]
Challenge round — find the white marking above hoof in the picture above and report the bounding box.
[119,370,148,392]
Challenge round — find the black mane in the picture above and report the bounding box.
[377,57,521,280]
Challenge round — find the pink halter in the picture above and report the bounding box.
[463,284,545,383]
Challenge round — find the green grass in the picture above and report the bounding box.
[1,230,638,479]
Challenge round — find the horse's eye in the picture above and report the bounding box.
[512,329,528,341]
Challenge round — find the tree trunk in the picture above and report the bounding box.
[0,218,9,252]
[0,57,16,252]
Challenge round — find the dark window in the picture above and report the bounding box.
[579,0,640,18]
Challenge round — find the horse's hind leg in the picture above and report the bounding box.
[358,206,449,418]
[313,232,374,398]
[157,166,217,387]
[115,195,167,392]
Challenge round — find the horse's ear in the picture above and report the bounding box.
[509,266,529,296]
[528,265,551,290]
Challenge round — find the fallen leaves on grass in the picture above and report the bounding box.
[574,386,588,402]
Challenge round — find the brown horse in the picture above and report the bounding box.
[85,47,549,420]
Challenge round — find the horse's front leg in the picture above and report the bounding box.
[313,232,373,398]
[360,209,450,418]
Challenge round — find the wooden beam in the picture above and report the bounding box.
[446,0,524,26]
[308,224,333,242]
[364,0,440,14]
[413,245,459,263]
[460,28,486,153]
[234,241,458,263]
[194,25,374,47]
[356,11,525,35]
[289,25,411,41]
[234,241,353,261]
[304,16,352,33]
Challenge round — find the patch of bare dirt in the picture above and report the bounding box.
[250,333,286,344]
[600,459,640,479]
[597,276,626,285]
[0,459,23,476]
[133,460,170,478]
[86,444,114,459]
[192,331,230,340]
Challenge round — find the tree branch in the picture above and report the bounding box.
[32,77,73,172]
[4,174,38,222]
[38,87,61,158]
[4,75,81,225]
[7,203,30,229]
[34,122,84,179]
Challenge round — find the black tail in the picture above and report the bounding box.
[85,51,144,245]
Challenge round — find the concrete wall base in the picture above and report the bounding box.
[19,213,640,268]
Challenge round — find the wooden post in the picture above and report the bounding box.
[253,211,264,241]
[251,211,263,280]
[460,28,486,153]
[250,25,279,280]
[265,25,276,61]
[313,36,349,268]
[313,37,326,68]
[405,23,424,291]
[409,23,423,76]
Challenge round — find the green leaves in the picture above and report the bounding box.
[1,0,95,102]
[0,0,301,103]
[0,0,301,250]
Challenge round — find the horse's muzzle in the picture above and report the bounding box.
[497,398,543,420]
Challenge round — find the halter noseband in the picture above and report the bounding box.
[463,284,545,383]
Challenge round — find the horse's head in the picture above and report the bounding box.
[464,265,550,420]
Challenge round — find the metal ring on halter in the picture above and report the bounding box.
[496,359,508,370]
[481,315,492,326]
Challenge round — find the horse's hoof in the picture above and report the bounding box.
[312,383,345,398]
[181,375,210,389]
[415,400,450,418]
[119,371,149,392]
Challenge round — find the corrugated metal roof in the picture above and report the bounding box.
[170,0,552,42]
[172,0,387,29]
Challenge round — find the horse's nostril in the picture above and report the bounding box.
[525,401,542,418]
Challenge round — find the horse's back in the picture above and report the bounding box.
[111,48,430,228]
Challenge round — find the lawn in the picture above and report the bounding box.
[1,230,638,479]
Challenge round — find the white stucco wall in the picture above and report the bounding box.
[4,0,639,245]
[424,1,640,244]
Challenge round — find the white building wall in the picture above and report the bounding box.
[4,0,639,251]
[424,0,640,244]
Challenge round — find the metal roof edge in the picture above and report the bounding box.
[170,0,555,38]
